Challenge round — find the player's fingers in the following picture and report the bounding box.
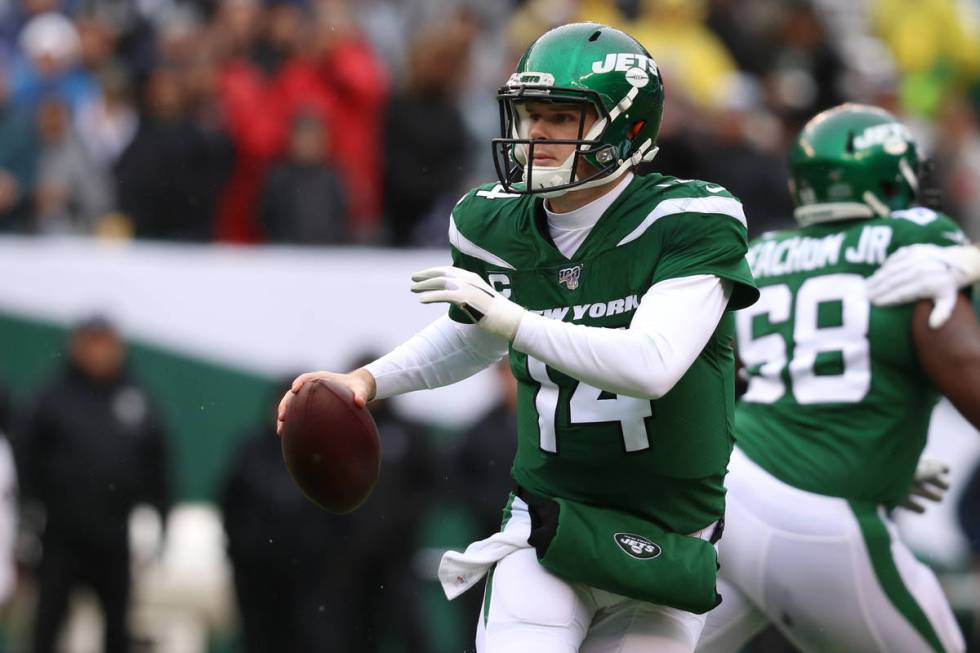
[928,290,956,330]
[867,268,922,304]
[411,266,453,282]
[416,290,458,305]
[878,247,919,269]
[276,418,284,437]
[869,260,924,292]
[291,371,329,393]
[291,373,312,393]
[911,485,944,502]
[867,287,912,307]
[917,459,949,475]
[869,275,929,306]
[899,498,925,513]
[277,391,292,421]
[866,259,904,290]
[410,278,451,293]
[866,277,905,304]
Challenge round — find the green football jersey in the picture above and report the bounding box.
[448,174,758,535]
[735,207,968,506]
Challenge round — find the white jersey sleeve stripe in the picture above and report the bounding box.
[617,196,747,247]
[449,215,516,270]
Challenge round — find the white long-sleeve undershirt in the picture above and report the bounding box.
[513,274,730,398]
[365,316,508,399]
[364,273,730,401]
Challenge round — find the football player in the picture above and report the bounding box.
[696,104,980,653]
[279,23,758,653]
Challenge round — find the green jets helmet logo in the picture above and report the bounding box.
[614,533,662,560]
[591,53,659,76]
[852,123,912,154]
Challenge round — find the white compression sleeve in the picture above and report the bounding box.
[512,274,732,399]
[364,315,509,399]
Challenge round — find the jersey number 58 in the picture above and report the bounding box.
[736,273,871,404]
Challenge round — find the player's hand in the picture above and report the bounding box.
[411,266,526,340]
[867,244,980,329]
[276,369,376,436]
[899,458,950,514]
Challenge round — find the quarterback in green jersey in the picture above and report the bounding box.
[280,22,757,653]
[697,104,980,653]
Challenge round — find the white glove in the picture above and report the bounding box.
[899,458,950,514]
[411,266,526,340]
[867,244,980,329]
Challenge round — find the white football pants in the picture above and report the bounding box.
[474,498,710,653]
[697,447,965,653]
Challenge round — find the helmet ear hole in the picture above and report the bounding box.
[628,120,646,139]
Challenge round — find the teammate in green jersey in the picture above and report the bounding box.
[279,22,757,652]
[696,104,980,653]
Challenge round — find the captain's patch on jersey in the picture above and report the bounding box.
[614,533,662,560]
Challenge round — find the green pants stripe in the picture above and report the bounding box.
[849,501,945,653]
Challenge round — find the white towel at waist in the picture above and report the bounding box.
[439,496,531,600]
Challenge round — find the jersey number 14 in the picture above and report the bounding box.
[526,357,652,453]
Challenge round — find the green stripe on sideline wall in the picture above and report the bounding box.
[0,311,276,501]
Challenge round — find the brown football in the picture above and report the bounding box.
[281,378,381,514]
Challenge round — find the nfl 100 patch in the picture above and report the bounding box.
[558,264,583,290]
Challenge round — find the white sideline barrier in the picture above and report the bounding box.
[0,236,500,428]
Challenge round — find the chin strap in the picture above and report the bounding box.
[533,140,660,198]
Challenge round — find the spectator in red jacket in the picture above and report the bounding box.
[212,0,386,243]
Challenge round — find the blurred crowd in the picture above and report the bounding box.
[0,0,978,246]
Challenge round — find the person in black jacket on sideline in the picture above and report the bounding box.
[18,315,171,653]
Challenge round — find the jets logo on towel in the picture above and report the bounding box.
[558,264,583,290]
[614,533,662,560]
